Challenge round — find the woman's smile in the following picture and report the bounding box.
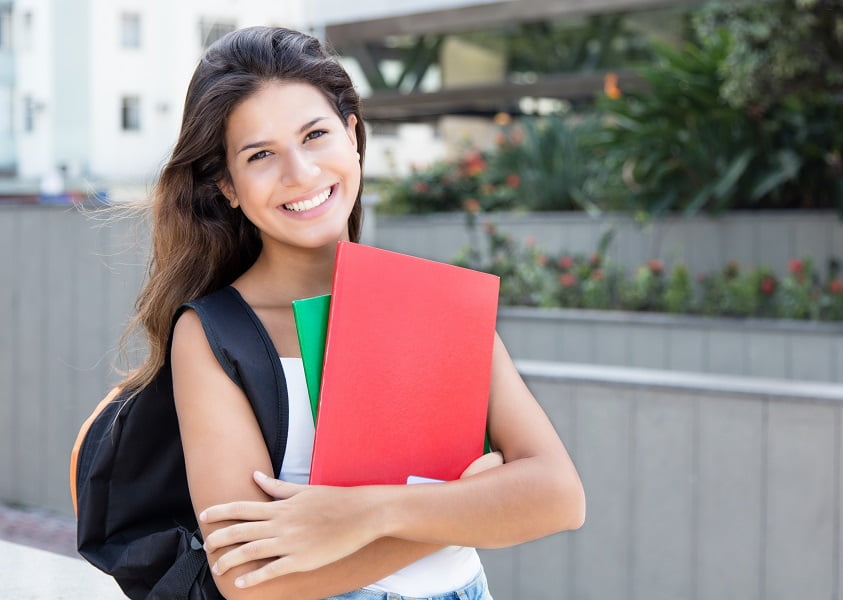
[280,183,337,215]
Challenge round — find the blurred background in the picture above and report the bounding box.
[1,0,842,598]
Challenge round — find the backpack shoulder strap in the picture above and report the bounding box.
[178,285,289,474]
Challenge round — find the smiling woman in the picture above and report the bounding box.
[103,26,583,600]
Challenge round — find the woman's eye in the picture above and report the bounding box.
[305,129,327,142]
[247,150,270,162]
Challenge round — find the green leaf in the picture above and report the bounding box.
[749,149,802,201]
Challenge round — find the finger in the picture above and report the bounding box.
[234,555,302,588]
[460,451,504,478]
[200,500,275,524]
[253,471,306,499]
[203,520,271,553]
[212,538,285,576]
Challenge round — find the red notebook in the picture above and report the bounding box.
[309,242,500,486]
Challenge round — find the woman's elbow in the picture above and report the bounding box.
[549,468,586,532]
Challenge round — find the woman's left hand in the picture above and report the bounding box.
[201,471,381,588]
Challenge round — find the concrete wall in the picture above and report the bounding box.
[373,210,843,279]
[498,307,843,383]
[481,362,843,600]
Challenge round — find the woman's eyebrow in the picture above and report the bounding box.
[236,117,328,155]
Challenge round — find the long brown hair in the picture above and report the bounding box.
[121,26,367,393]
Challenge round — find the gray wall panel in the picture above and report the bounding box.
[765,401,837,600]
[697,395,764,600]
[571,384,634,599]
[631,388,696,600]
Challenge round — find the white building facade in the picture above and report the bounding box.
[6,0,301,187]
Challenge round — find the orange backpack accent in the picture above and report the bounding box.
[69,386,122,516]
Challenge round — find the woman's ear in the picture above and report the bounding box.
[217,179,239,209]
[345,114,358,151]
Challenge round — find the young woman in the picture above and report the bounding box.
[127,26,585,599]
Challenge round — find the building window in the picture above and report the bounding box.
[121,96,140,131]
[0,5,12,51]
[199,19,235,49]
[121,12,141,48]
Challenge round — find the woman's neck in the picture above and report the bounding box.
[234,241,339,308]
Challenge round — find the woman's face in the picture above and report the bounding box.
[220,80,360,252]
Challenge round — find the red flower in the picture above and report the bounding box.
[829,278,843,295]
[760,275,777,297]
[788,259,804,277]
[506,174,521,189]
[558,255,574,271]
[559,273,577,288]
[589,253,602,268]
[647,259,664,275]
[463,198,480,214]
[412,181,429,194]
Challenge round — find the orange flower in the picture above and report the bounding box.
[506,174,521,189]
[829,278,843,295]
[493,112,511,126]
[604,72,621,100]
[463,151,487,177]
[463,198,481,213]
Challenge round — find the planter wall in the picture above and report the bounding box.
[373,210,843,278]
[498,307,843,383]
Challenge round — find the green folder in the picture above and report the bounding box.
[292,294,331,424]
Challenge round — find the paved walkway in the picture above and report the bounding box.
[0,502,77,558]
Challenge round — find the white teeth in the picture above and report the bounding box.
[284,187,332,212]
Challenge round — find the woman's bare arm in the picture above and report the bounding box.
[203,332,585,588]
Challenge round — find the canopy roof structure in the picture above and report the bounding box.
[324,0,702,120]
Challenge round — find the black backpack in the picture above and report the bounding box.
[70,286,290,599]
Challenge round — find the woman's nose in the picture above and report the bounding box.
[279,149,321,187]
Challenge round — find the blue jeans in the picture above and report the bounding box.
[323,570,493,600]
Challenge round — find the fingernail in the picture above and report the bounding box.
[235,577,246,588]
[254,471,268,482]
[199,510,207,522]
[212,563,220,575]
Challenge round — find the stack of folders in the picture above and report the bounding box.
[292,241,500,487]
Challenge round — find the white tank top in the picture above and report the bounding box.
[277,357,482,596]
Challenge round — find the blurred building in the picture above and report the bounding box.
[2,0,299,196]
